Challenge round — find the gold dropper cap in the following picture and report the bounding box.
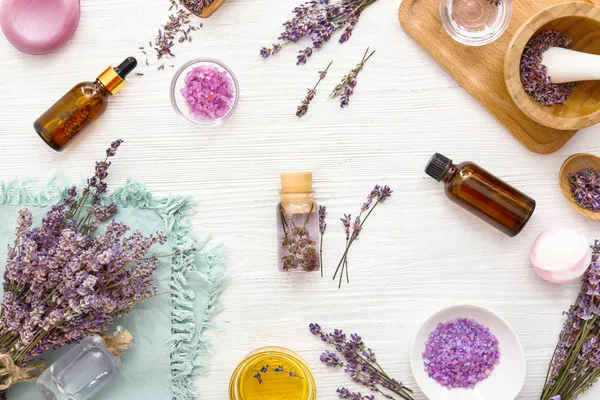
[98,66,126,95]
[280,171,313,193]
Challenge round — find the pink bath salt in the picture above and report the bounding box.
[181,65,235,120]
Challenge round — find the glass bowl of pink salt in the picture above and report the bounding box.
[170,58,239,127]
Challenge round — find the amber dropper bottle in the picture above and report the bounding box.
[425,153,536,237]
[34,57,138,151]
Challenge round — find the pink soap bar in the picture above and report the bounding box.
[0,0,80,55]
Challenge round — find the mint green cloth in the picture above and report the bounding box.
[0,179,226,400]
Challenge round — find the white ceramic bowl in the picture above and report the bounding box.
[411,305,526,400]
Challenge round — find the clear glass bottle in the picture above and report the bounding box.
[276,172,320,272]
[425,153,536,237]
[37,328,131,400]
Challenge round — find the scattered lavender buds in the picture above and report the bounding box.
[541,240,600,400]
[569,168,600,212]
[297,61,333,117]
[423,318,500,389]
[152,0,203,60]
[333,184,391,288]
[331,48,375,108]
[521,30,576,106]
[260,0,379,65]
[309,323,415,400]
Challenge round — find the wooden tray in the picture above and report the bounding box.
[399,0,597,154]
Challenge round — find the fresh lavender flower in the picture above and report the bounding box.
[541,240,600,400]
[0,142,171,390]
[260,0,379,64]
[334,184,392,288]
[520,30,576,106]
[310,324,415,400]
[331,48,376,108]
[569,168,600,212]
[337,388,374,400]
[297,61,333,117]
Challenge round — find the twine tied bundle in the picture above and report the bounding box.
[0,356,45,391]
[0,328,133,391]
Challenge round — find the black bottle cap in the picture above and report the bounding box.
[425,153,452,181]
[114,57,138,79]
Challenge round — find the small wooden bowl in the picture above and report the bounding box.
[559,153,600,221]
[505,2,600,131]
[199,0,225,17]
[182,0,225,18]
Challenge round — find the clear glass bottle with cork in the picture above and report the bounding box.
[37,327,132,400]
[425,153,536,237]
[277,172,320,272]
[34,57,137,151]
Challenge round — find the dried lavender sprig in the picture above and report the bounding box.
[333,185,392,288]
[310,323,415,400]
[319,205,327,277]
[330,48,375,108]
[260,0,379,65]
[297,61,333,117]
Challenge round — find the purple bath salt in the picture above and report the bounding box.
[181,64,235,120]
[422,317,500,389]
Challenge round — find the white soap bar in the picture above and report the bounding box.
[530,228,591,284]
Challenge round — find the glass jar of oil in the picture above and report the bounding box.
[229,347,316,400]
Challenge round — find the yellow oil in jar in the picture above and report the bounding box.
[230,347,316,400]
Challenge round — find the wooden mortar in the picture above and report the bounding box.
[505,2,600,130]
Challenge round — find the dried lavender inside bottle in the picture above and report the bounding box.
[277,172,320,272]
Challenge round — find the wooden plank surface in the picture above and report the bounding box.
[1,0,600,399]
[399,0,599,153]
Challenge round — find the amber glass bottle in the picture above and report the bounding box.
[34,57,137,151]
[425,153,536,237]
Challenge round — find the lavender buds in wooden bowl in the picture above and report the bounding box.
[505,2,600,131]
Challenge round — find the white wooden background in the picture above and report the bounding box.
[1,0,600,399]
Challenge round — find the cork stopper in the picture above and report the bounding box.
[280,172,313,193]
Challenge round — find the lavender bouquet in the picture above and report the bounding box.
[541,241,600,400]
[0,141,170,393]
[260,0,379,65]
